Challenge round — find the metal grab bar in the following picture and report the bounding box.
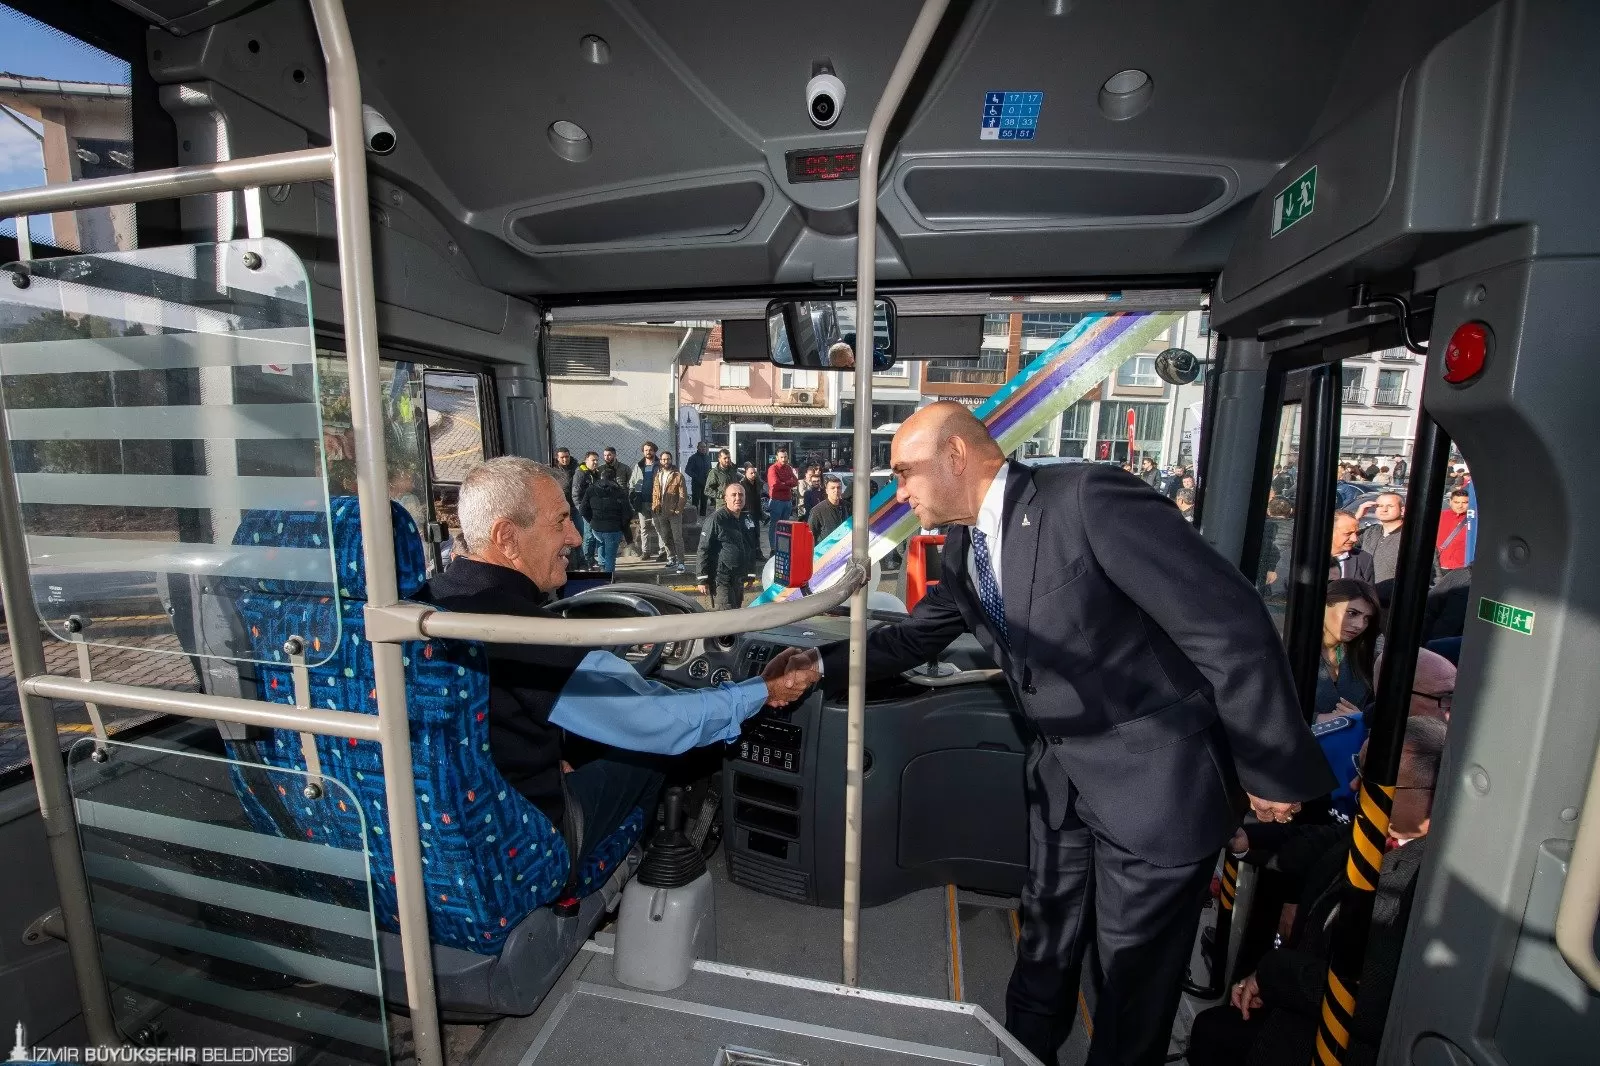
[0,148,333,217]
[1556,735,1600,991]
[364,565,867,647]
[842,0,954,988]
[21,676,382,741]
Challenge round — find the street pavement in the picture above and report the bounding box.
[0,622,198,775]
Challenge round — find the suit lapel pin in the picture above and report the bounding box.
[1021,512,1030,527]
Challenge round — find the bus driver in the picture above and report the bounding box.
[418,457,818,875]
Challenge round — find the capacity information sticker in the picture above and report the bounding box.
[981,91,1043,141]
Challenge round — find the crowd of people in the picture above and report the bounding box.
[525,440,859,609]
[1183,456,1475,1066]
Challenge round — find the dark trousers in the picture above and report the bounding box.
[1005,791,1214,1066]
[562,752,663,872]
[711,579,744,610]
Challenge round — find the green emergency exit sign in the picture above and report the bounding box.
[1478,596,1535,636]
[1271,165,1317,237]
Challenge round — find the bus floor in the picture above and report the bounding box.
[457,854,1094,1066]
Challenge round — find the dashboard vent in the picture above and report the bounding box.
[730,850,809,902]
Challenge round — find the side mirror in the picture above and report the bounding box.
[766,297,897,372]
[1154,347,1201,385]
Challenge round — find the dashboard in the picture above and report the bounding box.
[644,619,843,689]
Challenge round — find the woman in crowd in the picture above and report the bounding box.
[1316,578,1380,720]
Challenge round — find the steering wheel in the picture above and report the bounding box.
[543,588,667,676]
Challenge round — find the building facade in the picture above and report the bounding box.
[545,324,679,464]
[1334,348,1424,462]
[919,309,1211,468]
[678,325,836,448]
[0,74,136,252]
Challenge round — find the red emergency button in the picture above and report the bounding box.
[1442,321,1491,384]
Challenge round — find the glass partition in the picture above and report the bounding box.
[69,737,387,1063]
[0,239,340,667]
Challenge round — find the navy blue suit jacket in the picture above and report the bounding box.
[821,461,1334,866]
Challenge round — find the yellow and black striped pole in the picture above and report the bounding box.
[1311,415,1451,1066]
[1185,852,1240,999]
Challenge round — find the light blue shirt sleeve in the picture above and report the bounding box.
[548,650,768,755]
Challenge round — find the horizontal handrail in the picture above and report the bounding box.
[367,564,868,648]
[22,674,380,741]
[0,148,334,218]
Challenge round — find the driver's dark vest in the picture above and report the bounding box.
[418,558,584,832]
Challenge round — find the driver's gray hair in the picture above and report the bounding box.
[457,456,559,554]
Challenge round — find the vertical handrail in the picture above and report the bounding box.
[0,238,120,1046]
[843,0,953,987]
[1311,413,1450,1065]
[1190,333,1226,530]
[303,3,443,1064]
[1283,362,1341,721]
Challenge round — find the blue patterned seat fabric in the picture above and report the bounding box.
[227,496,644,953]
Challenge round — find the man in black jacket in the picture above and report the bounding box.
[772,404,1333,1066]
[697,482,761,609]
[738,462,766,546]
[418,458,817,874]
[684,441,712,519]
[599,445,625,486]
[552,447,580,555]
[701,448,738,508]
[806,475,849,543]
[571,452,600,566]
[1187,715,1446,1066]
[1329,509,1377,584]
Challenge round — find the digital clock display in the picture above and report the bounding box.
[785,146,862,183]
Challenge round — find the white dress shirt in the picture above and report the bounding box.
[814,465,1010,681]
[967,465,1010,596]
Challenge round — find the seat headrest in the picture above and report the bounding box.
[233,496,427,602]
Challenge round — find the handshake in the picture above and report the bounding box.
[759,647,822,707]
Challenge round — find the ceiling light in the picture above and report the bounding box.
[548,120,592,163]
[1098,68,1153,121]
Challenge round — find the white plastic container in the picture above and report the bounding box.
[613,787,717,992]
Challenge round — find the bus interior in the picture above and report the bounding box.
[0,1,1597,1065]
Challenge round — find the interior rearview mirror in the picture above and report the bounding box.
[1154,347,1200,385]
[766,297,897,372]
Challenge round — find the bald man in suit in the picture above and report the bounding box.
[785,403,1334,1066]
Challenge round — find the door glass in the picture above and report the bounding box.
[424,372,485,484]
[1253,403,1301,635]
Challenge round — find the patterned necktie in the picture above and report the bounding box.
[970,527,1008,644]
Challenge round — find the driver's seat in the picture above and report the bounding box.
[224,496,645,1015]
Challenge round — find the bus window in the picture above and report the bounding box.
[0,5,136,254]
[424,371,486,484]
[1253,402,1301,635]
[316,352,430,553]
